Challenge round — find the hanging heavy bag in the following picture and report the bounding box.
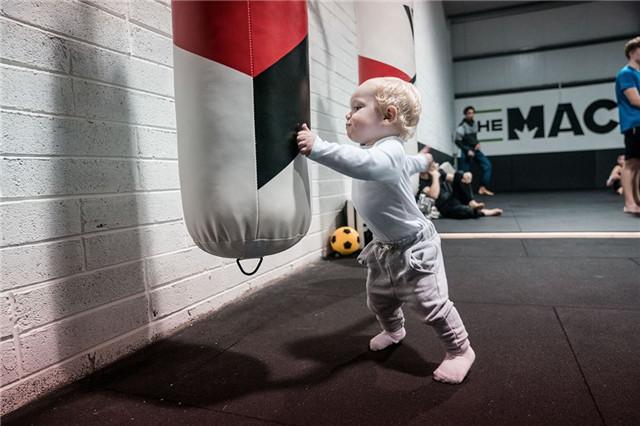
[172,1,312,271]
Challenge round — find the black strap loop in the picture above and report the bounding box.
[236,257,263,276]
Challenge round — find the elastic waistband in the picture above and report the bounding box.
[375,222,437,250]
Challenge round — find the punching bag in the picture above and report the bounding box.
[172,1,311,261]
[355,2,416,83]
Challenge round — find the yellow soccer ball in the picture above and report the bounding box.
[330,226,361,255]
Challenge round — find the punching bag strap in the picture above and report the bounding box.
[236,257,263,276]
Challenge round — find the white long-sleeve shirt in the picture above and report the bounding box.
[309,135,430,243]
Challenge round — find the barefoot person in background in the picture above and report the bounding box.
[606,154,625,195]
[615,36,640,214]
[418,162,503,219]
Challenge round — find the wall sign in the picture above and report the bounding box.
[454,83,621,156]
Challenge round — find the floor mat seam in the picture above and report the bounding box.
[552,307,607,426]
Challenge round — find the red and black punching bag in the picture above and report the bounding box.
[355,1,416,83]
[172,1,311,260]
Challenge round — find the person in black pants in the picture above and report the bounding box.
[418,161,502,219]
[615,37,640,214]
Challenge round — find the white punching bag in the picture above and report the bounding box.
[171,1,311,265]
[355,1,416,84]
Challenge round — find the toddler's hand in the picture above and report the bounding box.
[297,123,315,156]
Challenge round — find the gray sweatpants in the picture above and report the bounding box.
[357,223,470,354]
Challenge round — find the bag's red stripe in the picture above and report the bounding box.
[172,1,307,78]
[358,55,411,84]
[250,2,307,77]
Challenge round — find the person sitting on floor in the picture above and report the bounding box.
[606,154,625,195]
[418,161,502,219]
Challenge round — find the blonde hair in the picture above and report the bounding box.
[369,77,422,140]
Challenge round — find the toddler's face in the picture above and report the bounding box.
[345,82,394,145]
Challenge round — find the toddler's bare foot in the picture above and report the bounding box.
[369,327,406,351]
[433,345,476,384]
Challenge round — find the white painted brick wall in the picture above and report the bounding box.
[0,19,71,73]
[1,112,138,157]
[81,191,183,231]
[129,0,172,37]
[80,0,130,18]
[1,340,19,385]
[19,295,149,374]
[1,199,81,246]
[83,221,190,270]
[0,296,13,338]
[13,262,146,332]
[131,25,173,67]
[1,240,84,289]
[1,66,75,113]
[136,127,177,158]
[72,80,175,127]
[69,42,175,97]
[145,247,223,289]
[1,0,131,53]
[0,0,357,415]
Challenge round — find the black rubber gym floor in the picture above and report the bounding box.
[4,191,639,425]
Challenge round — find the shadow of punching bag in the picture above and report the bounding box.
[172,1,311,270]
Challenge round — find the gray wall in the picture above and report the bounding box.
[452,2,640,94]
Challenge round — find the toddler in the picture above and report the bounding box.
[297,77,475,384]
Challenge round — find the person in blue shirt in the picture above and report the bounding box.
[615,36,640,214]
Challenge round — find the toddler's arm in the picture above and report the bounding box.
[406,147,432,175]
[310,136,404,182]
[298,124,404,182]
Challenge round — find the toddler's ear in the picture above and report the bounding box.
[384,105,398,123]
